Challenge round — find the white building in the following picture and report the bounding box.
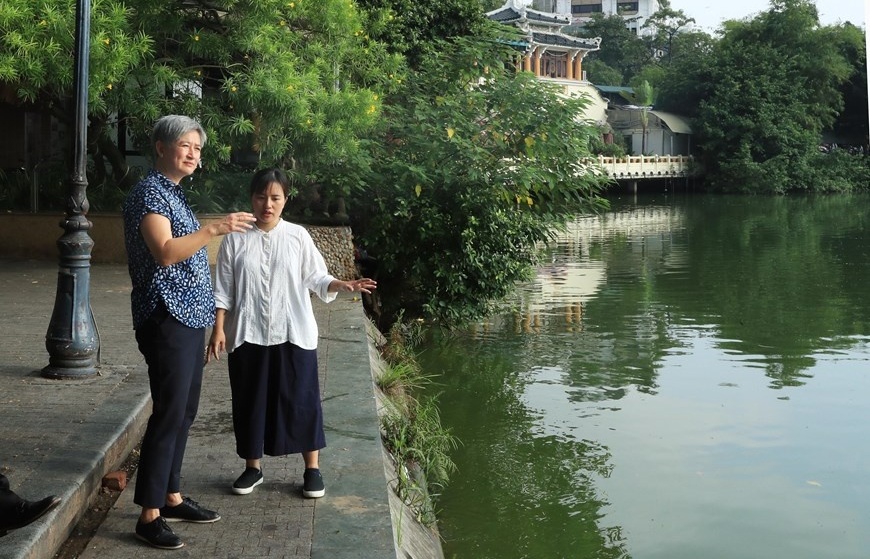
[528,0,661,35]
[487,1,694,157]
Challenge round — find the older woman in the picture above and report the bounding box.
[122,115,256,550]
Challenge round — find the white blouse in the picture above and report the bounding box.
[213,219,337,352]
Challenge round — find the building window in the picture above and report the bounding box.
[541,52,569,78]
[532,0,557,11]
[617,2,639,14]
[571,1,602,14]
[572,4,602,13]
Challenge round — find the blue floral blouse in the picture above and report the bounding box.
[122,169,215,330]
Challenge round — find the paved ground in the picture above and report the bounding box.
[0,260,395,559]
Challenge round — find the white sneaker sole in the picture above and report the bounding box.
[232,477,263,495]
[302,488,325,499]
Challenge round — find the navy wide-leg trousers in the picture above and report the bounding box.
[227,342,326,458]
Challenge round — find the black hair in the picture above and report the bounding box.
[249,167,290,197]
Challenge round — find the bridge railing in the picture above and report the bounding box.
[585,154,696,179]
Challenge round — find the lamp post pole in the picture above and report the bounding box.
[43,0,99,379]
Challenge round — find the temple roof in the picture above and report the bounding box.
[532,32,601,49]
[487,4,570,27]
[487,2,601,52]
[488,7,523,23]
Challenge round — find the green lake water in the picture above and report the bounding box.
[419,193,870,559]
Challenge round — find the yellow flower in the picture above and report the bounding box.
[279,20,286,26]
[194,35,200,41]
[39,20,47,26]
[288,1,295,7]
[102,38,110,45]
[106,83,113,90]
[286,84,294,91]
[367,105,376,115]
[230,86,238,92]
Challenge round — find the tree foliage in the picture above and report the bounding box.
[692,0,863,192]
[355,0,489,69]
[822,22,868,146]
[351,29,610,325]
[641,7,696,65]
[648,29,715,117]
[0,0,401,191]
[582,59,623,87]
[570,14,649,85]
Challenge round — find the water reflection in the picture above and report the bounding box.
[424,194,870,559]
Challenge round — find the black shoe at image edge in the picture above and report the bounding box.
[0,495,62,533]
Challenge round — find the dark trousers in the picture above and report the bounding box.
[133,304,205,509]
[227,342,325,458]
[0,474,23,526]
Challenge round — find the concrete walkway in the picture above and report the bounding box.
[0,260,395,559]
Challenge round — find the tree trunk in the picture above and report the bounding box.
[96,129,135,190]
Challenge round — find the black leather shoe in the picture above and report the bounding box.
[135,517,183,549]
[160,496,221,523]
[0,495,61,533]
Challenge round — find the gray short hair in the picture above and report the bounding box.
[151,115,207,154]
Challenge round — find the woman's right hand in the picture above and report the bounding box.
[206,329,226,363]
[211,212,256,236]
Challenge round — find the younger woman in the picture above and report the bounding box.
[207,168,375,498]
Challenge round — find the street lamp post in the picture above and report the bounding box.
[43,0,99,379]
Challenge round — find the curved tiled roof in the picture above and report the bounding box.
[531,32,601,50]
[488,7,522,23]
[487,5,569,26]
[525,9,569,25]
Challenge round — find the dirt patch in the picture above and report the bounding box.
[53,445,140,559]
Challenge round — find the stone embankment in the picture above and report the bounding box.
[0,214,358,280]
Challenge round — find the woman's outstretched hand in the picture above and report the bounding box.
[332,278,377,294]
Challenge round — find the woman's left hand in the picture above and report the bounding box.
[342,278,377,294]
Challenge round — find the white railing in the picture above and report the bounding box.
[587,154,695,179]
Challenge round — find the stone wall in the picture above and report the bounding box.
[306,225,359,280]
[0,214,359,279]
